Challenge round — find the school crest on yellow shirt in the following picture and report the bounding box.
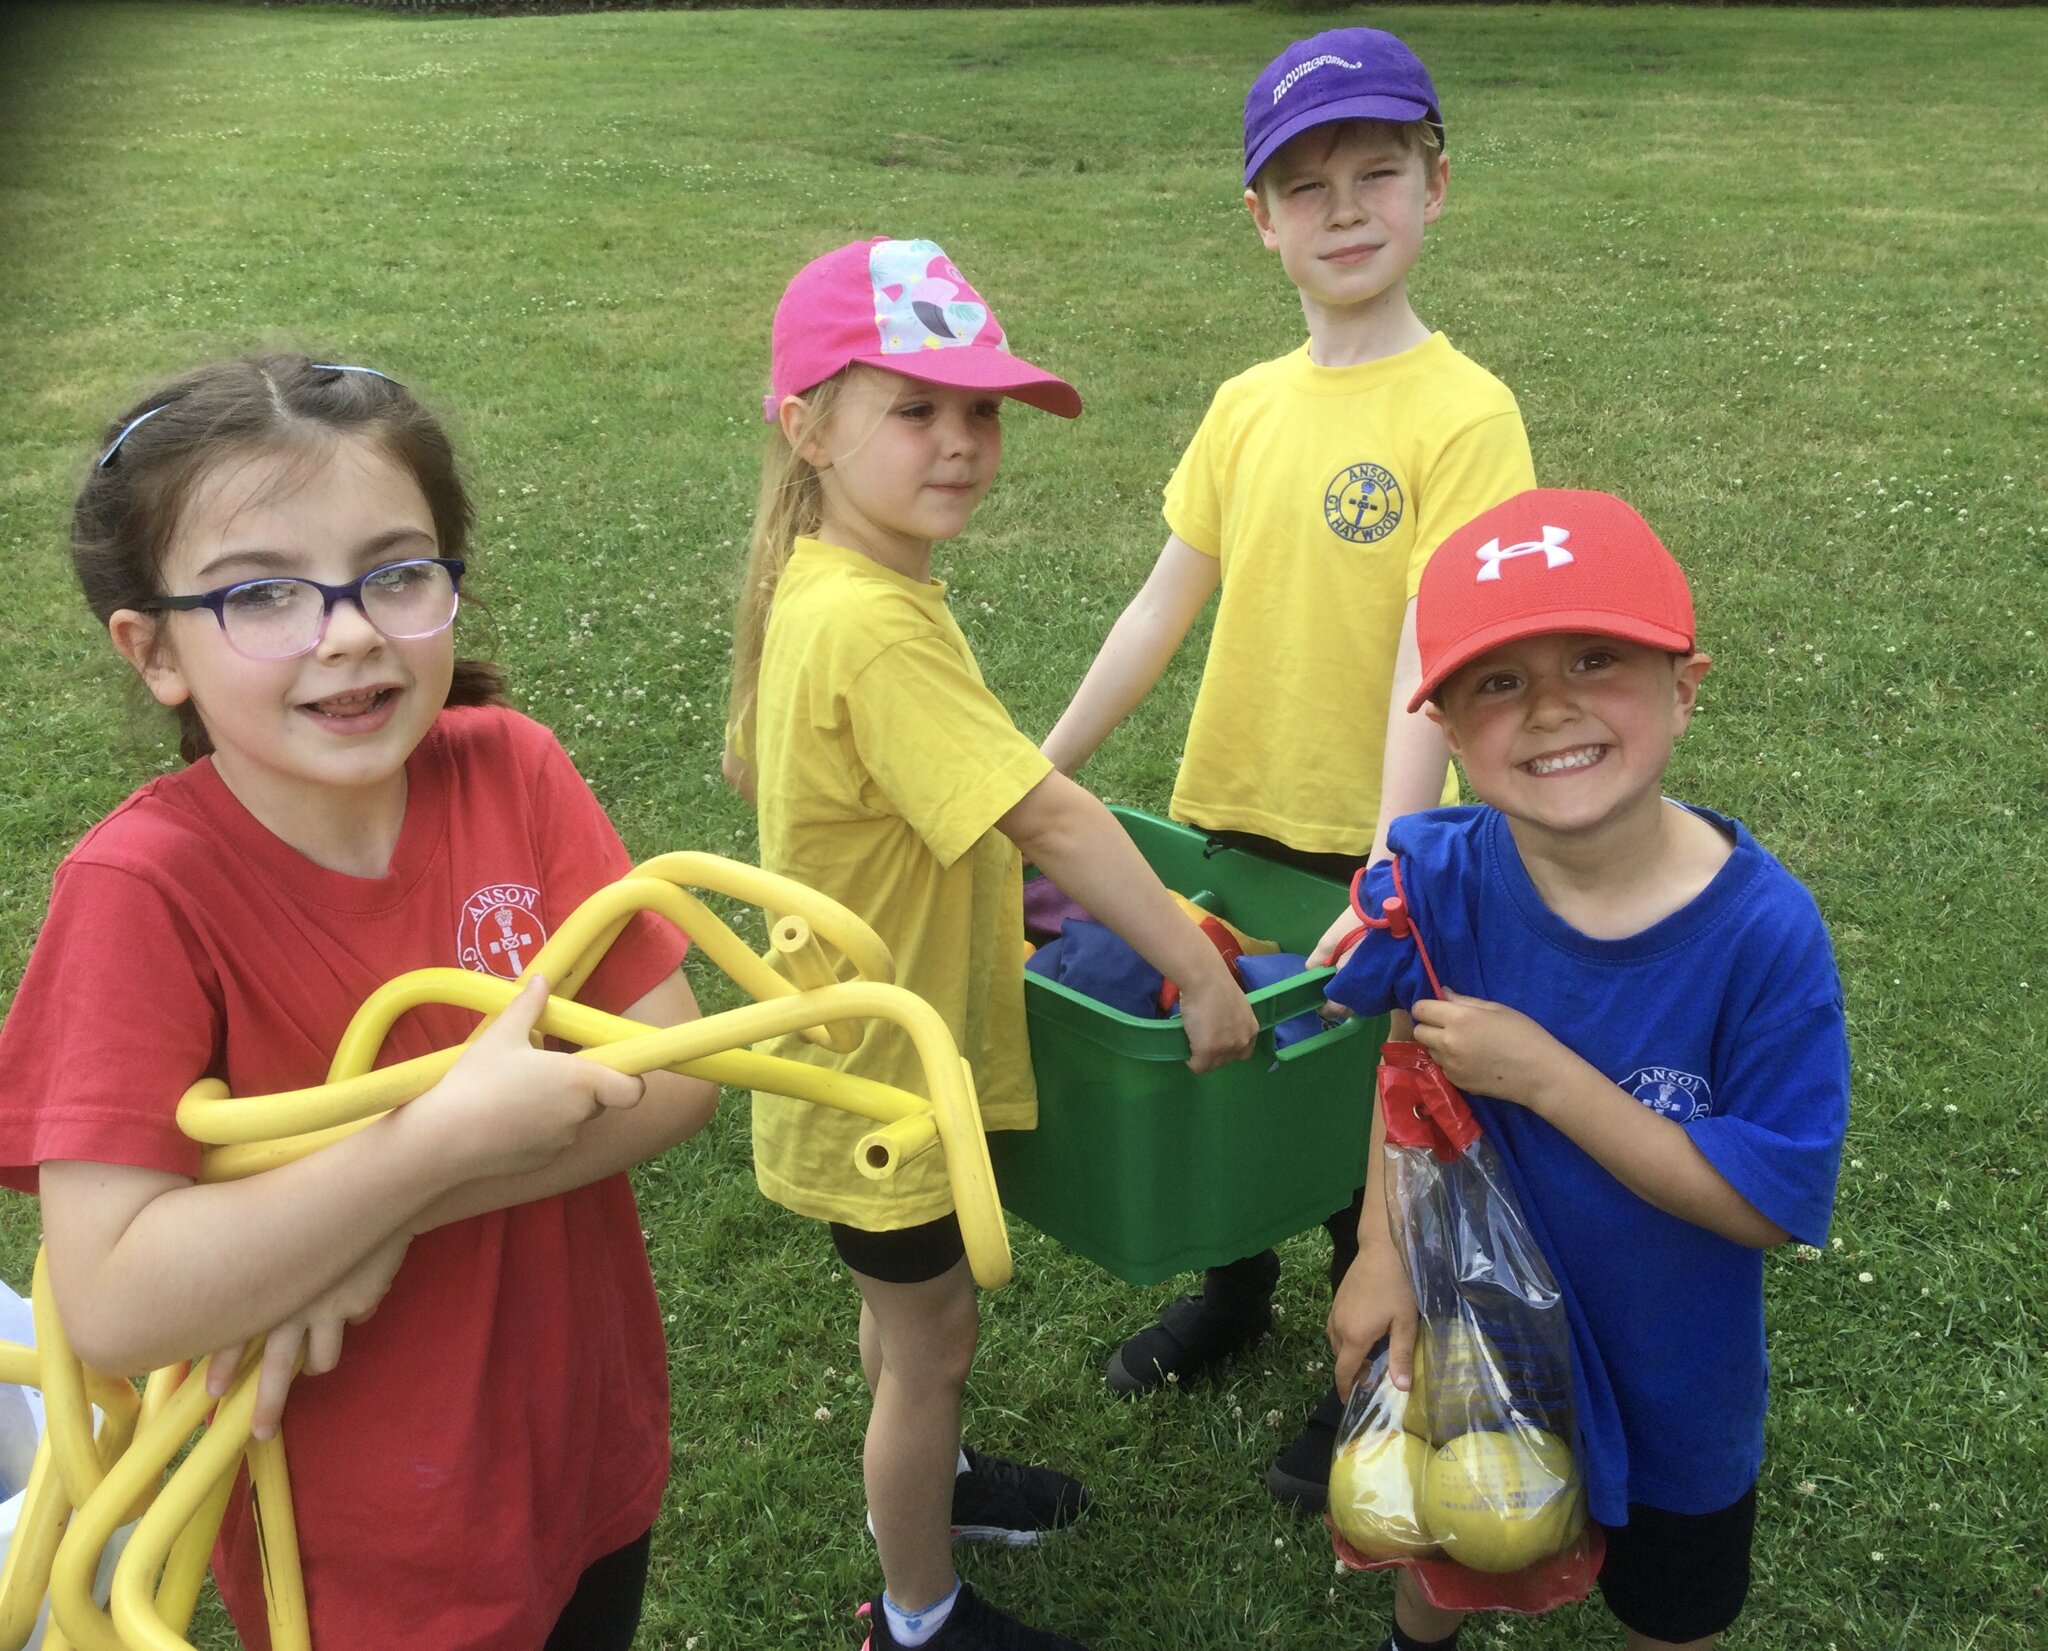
[1323,461,1404,545]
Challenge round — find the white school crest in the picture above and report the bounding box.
[1474,525,1574,582]
[1623,1066,1712,1122]
[458,883,547,979]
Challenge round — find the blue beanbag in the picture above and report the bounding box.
[1024,919,1165,1019]
[1234,952,1323,1050]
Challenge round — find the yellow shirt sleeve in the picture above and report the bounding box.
[1406,409,1538,596]
[846,636,1053,869]
[1162,394,1227,558]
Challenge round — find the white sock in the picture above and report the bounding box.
[884,1580,961,1647]
[956,1446,972,1476]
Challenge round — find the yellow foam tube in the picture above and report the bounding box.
[8,849,1008,1649]
[149,1457,232,1648]
[30,1255,102,1512]
[109,1369,305,1651]
[770,915,862,1053]
[629,853,896,984]
[177,976,1008,1286]
[0,1434,70,1650]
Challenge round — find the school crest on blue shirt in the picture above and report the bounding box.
[1623,1066,1713,1121]
[1323,461,1403,545]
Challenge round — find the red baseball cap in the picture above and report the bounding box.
[1410,489,1696,711]
[763,236,1081,422]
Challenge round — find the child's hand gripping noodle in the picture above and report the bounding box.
[1327,866,1602,1613]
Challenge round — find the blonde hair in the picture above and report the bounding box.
[726,370,854,761]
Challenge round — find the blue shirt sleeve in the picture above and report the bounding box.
[1687,994,1849,1249]
[1323,856,1433,1016]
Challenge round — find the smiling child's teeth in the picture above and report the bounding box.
[1526,747,1602,775]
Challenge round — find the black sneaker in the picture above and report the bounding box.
[1265,1384,1344,1513]
[1103,1290,1272,1394]
[951,1445,1093,1545]
[860,1584,1092,1649]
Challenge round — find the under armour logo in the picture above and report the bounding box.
[1474,525,1574,582]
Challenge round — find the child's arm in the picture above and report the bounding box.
[720,747,758,807]
[402,969,716,1229]
[1411,990,1790,1247]
[38,973,650,1380]
[1327,1011,1421,1397]
[996,770,1258,1071]
[1369,598,1454,863]
[1040,536,1218,777]
[208,970,719,1434]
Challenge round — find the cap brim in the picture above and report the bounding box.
[1245,92,1439,184]
[1408,614,1696,712]
[848,349,1082,419]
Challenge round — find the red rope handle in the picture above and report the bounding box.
[1386,855,1449,1003]
[1333,856,1450,1002]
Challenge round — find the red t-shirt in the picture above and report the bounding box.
[0,706,686,1650]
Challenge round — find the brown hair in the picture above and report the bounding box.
[72,354,507,762]
[1250,116,1445,205]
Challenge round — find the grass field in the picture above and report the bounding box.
[0,4,2042,1647]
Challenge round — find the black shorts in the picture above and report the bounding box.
[543,1528,650,1651]
[1205,828,1370,887]
[1597,1482,1758,1642]
[830,1212,966,1284]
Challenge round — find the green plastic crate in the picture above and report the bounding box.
[992,807,1386,1286]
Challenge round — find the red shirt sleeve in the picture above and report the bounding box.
[0,860,217,1192]
[521,723,689,1019]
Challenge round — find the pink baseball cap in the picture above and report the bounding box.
[763,236,1081,422]
[1411,489,1696,711]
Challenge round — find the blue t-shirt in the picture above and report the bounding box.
[1326,804,1848,1521]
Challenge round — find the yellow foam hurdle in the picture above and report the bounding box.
[0,852,1007,1650]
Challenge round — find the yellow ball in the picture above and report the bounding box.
[1420,1427,1584,1573]
[1329,1425,1436,1559]
[1408,1320,1495,1442]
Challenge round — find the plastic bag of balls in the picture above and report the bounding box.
[1327,1041,1604,1613]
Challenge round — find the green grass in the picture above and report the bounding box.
[1,4,2043,1647]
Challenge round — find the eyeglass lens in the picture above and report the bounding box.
[222,561,458,658]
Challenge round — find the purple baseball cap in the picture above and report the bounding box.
[763,236,1081,422]
[1243,28,1443,186]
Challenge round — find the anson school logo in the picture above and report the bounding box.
[1623,1066,1713,1122]
[1324,461,1404,545]
[459,883,548,979]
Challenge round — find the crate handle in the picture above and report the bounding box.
[1268,1007,1367,1064]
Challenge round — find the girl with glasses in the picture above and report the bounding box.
[0,355,719,1650]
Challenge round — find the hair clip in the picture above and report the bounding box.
[94,403,171,470]
[309,363,404,387]
[95,364,404,471]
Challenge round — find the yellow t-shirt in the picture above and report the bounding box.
[750,539,1053,1228]
[1163,333,1535,855]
